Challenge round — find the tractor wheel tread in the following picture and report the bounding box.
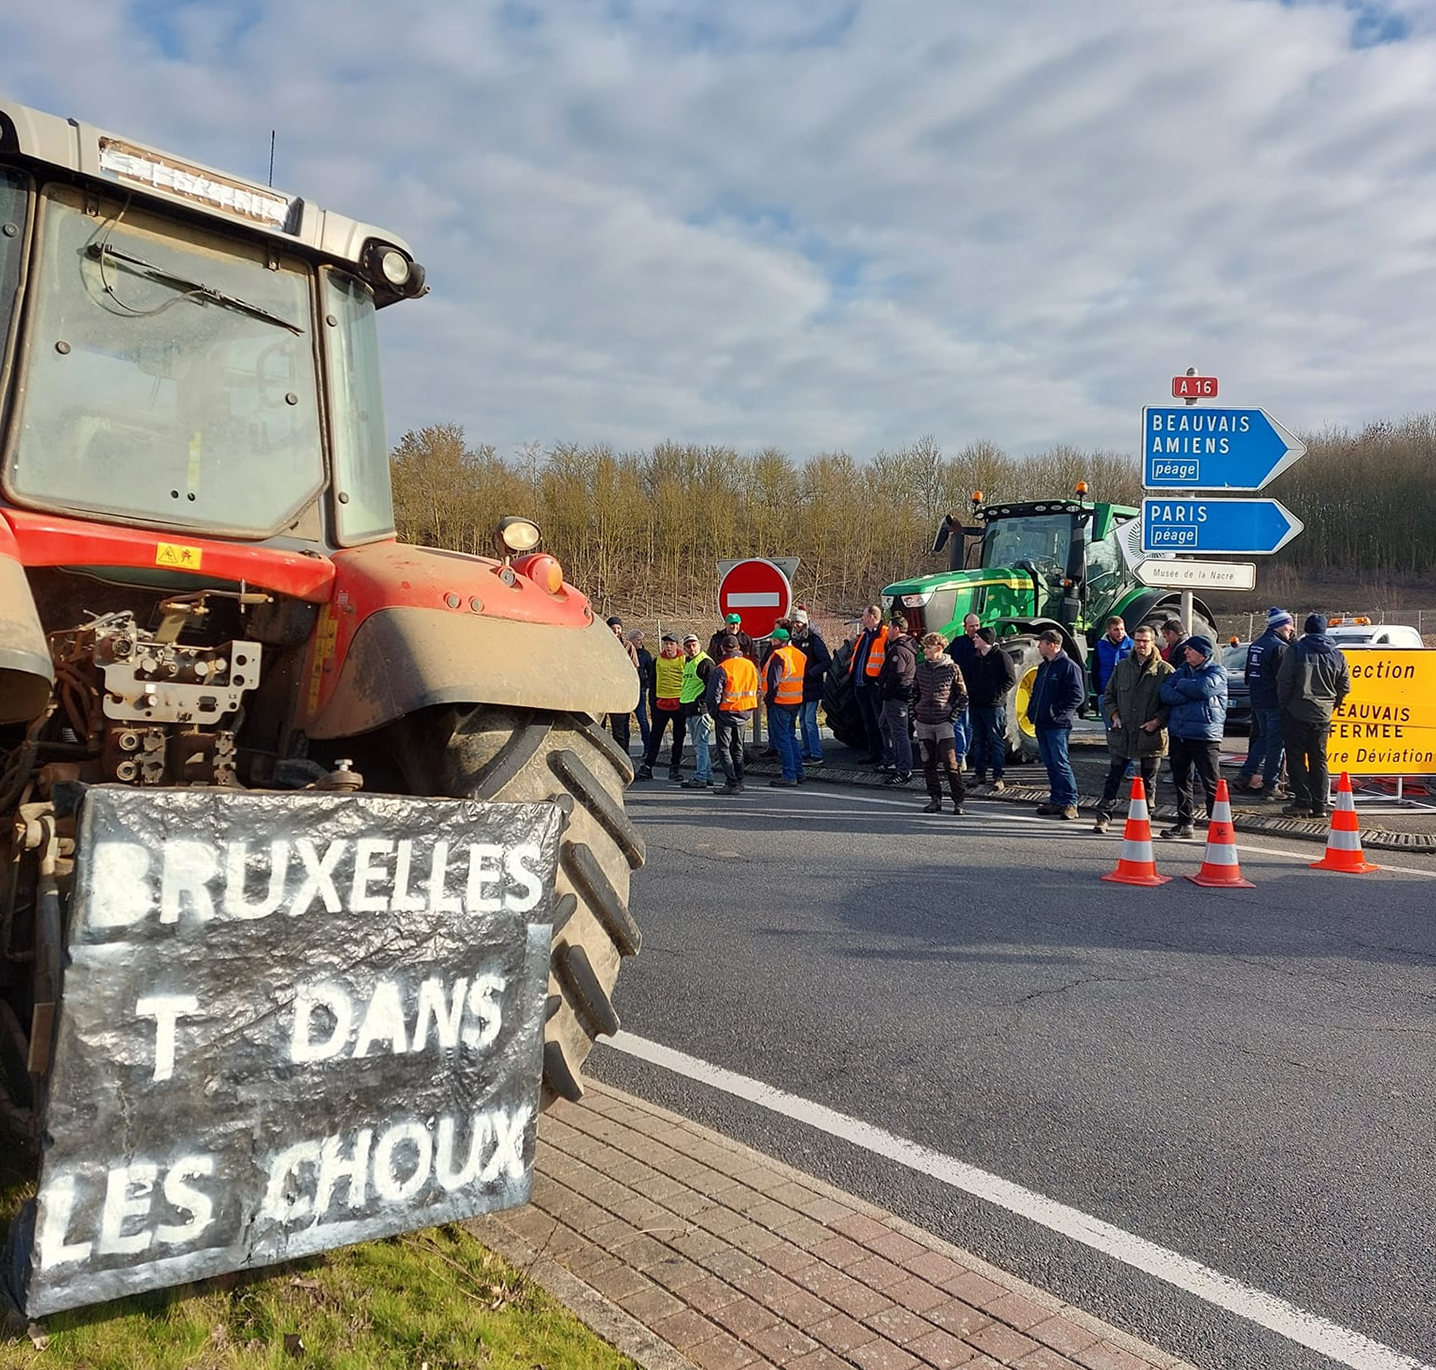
[542,1040,584,1102]
[552,892,578,933]
[396,705,639,1109]
[562,840,641,957]
[554,942,621,1038]
[550,748,645,869]
[573,715,636,786]
[455,718,555,799]
[821,640,868,752]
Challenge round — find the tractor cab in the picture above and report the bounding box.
[888,495,1139,644]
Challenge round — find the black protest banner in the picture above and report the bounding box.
[12,788,559,1316]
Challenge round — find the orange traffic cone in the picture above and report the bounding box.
[1310,772,1379,874]
[1101,777,1171,886]
[1188,780,1254,888]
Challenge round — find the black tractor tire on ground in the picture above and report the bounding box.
[822,640,868,753]
[1000,636,1044,765]
[395,704,643,1108]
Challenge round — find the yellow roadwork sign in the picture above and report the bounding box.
[1328,649,1436,775]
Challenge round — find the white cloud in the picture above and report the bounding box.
[3,0,1436,458]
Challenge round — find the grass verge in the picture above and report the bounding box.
[0,1222,639,1370]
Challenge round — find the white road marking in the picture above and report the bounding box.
[606,1032,1433,1370]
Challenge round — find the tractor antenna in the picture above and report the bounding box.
[268,131,276,187]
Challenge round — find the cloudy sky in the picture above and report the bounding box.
[4,0,1435,460]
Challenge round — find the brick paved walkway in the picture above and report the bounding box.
[469,1082,1197,1370]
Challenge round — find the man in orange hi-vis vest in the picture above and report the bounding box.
[707,635,759,795]
[850,604,889,767]
[764,625,808,787]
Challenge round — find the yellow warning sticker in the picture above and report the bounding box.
[307,605,339,714]
[155,542,203,570]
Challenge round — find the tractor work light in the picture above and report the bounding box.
[494,517,541,561]
[363,240,427,298]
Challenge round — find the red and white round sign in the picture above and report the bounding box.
[717,559,792,639]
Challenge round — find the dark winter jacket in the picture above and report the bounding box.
[635,648,655,703]
[965,646,1018,708]
[791,626,832,702]
[1101,650,1174,759]
[877,632,918,702]
[948,633,980,686]
[706,627,756,666]
[912,653,967,725]
[1159,647,1228,741]
[1025,650,1084,730]
[1243,627,1290,711]
[1276,634,1351,724]
[1093,633,1134,695]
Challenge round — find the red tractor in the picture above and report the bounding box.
[0,99,641,1312]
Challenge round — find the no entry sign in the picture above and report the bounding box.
[717,559,792,639]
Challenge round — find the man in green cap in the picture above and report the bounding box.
[708,612,756,666]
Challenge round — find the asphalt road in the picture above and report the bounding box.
[588,781,1436,1370]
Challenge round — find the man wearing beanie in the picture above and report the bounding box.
[788,607,832,765]
[1157,634,1228,839]
[1276,613,1351,818]
[1236,608,1297,797]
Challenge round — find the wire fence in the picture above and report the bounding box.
[1212,608,1436,646]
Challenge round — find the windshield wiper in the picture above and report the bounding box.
[87,242,304,335]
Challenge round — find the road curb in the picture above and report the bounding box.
[475,1082,1199,1370]
[737,758,1436,853]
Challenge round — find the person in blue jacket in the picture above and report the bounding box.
[1092,615,1134,696]
[1025,629,1085,818]
[1236,607,1295,798]
[1157,634,1228,839]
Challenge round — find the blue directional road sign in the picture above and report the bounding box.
[1141,498,1304,556]
[1143,407,1305,490]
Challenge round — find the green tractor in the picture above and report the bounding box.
[823,488,1217,760]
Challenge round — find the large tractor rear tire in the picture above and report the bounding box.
[821,640,868,752]
[395,705,643,1106]
[1001,637,1043,764]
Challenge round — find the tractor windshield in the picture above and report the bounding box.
[981,514,1073,581]
[5,184,324,538]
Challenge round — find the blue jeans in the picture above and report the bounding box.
[953,706,970,765]
[635,695,652,751]
[799,699,823,760]
[1037,727,1077,807]
[769,704,803,781]
[970,706,1006,778]
[1239,705,1284,787]
[688,710,712,781]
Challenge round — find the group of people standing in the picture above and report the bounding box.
[1046,607,1351,838]
[608,599,1352,829]
[604,608,832,795]
[845,608,1019,816]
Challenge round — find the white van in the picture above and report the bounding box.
[1327,623,1424,649]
